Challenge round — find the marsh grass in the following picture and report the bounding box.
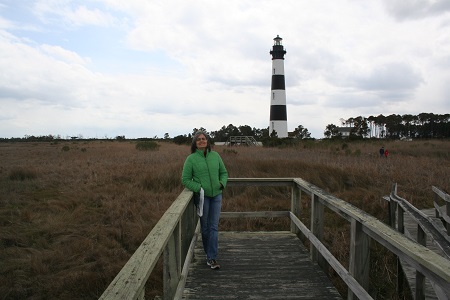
[135,141,160,151]
[0,140,448,299]
[8,168,38,181]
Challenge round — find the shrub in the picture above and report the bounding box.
[136,141,160,151]
[61,145,70,151]
[173,135,190,145]
[223,148,238,155]
[9,167,37,181]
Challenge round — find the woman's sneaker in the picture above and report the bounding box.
[207,259,220,269]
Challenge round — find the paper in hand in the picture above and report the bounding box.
[197,188,204,217]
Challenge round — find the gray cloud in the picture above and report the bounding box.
[350,63,423,95]
[383,0,450,20]
[0,1,449,139]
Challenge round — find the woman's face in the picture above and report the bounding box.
[196,134,207,150]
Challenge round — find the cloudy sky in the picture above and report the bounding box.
[1,0,449,139]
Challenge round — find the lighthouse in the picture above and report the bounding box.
[269,35,288,138]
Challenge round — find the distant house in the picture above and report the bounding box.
[337,127,352,138]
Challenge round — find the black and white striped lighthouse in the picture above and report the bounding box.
[269,35,288,138]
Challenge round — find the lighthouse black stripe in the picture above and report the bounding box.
[270,45,286,59]
[270,105,287,120]
[271,75,285,90]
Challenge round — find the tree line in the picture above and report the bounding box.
[171,124,312,146]
[2,112,448,143]
[324,113,450,139]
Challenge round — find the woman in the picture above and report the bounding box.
[182,131,228,269]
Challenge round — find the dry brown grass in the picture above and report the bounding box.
[0,139,448,299]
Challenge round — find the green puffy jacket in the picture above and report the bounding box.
[181,149,228,197]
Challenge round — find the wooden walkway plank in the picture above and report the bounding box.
[182,231,342,299]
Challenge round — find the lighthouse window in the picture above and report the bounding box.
[273,68,275,75]
[272,92,275,100]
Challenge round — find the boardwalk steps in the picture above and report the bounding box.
[182,231,342,299]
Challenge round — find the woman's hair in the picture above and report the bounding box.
[191,131,211,153]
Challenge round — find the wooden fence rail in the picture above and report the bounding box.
[100,178,450,300]
[432,186,450,234]
[99,189,197,300]
[385,184,450,300]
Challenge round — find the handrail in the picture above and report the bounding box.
[228,178,450,297]
[100,178,450,299]
[390,191,450,258]
[432,186,450,234]
[99,189,197,300]
[384,184,450,299]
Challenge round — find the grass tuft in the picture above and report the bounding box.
[135,141,160,151]
[8,167,37,181]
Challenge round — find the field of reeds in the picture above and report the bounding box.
[0,139,449,299]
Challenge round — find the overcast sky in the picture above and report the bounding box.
[1,0,449,139]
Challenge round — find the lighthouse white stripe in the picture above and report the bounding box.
[270,121,288,138]
[271,90,286,105]
[271,60,285,75]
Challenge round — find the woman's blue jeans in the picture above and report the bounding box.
[200,193,222,260]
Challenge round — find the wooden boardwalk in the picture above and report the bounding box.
[182,231,342,299]
[402,208,449,300]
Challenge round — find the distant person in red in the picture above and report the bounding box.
[384,149,389,158]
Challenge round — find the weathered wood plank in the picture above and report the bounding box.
[432,186,450,204]
[291,184,302,236]
[348,219,370,300]
[227,178,294,187]
[99,189,193,300]
[400,208,450,300]
[182,232,342,299]
[432,186,450,233]
[221,211,289,219]
[174,223,201,299]
[290,213,373,299]
[293,179,450,291]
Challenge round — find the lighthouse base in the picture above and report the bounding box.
[269,121,288,138]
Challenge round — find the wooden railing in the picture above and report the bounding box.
[386,184,450,257]
[99,189,198,300]
[385,184,450,299]
[100,178,450,300]
[224,136,259,146]
[433,186,450,235]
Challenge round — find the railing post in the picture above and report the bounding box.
[348,219,370,300]
[181,200,197,268]
[389,183,406,298]
[397,206,404,234]
[388,183,397,228]
[446,193,450,235]
[290,184,302,238]
[434,191,440,218]
[396,205,405,298]
[310,193,326,270]
[163,222,181,300]
[415,225,426,300]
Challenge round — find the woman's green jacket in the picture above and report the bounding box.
[181,149,228,197]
